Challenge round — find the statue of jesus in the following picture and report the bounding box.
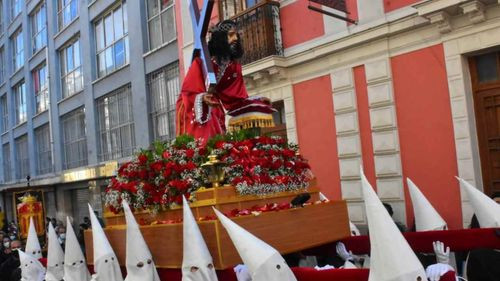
[175,20,273,141]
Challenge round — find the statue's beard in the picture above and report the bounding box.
[229,40,244,60]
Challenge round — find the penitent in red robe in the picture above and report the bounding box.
[175,57,248,141]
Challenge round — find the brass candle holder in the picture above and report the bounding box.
[201,153,226,188]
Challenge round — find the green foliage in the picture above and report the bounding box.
[173,134,195,148]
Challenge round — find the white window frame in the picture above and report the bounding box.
[14,81,26,125]
[148,62,180,141]
[15,135,29,180]
[35,124,52,175]
[11,0,21,20]
[1,94,8,132]
[0,1,4,34]
[61,107,87,170]
[3,143,11,182]
[31,3,47,54]
[33,63,49,114]
[12,29,23,71]
[58,0,78,30]
[94,1,129,78]
[146,0,176,50]
[96,84,135,161]
[0,47,5,84]
[60,38,83,99]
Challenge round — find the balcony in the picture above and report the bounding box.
[228,0,283,65]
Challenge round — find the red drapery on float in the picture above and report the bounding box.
[89,265,455,281]
[153,267,456,281]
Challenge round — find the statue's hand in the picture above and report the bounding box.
[202,93,219,107]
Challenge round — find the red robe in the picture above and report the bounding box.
[175,57,248,141]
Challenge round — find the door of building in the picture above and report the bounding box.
[469,51,500,197]
[72,188,90,226]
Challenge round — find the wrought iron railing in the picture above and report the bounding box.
[230,0,284,65]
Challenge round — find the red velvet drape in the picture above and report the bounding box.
[305,228,500,256]
[155,267,456,281]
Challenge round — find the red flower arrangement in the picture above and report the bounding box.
[105,133,313,213]
[105,135,207,213]
[210,135,313,196]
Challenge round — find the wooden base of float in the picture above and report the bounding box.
[84,183,350,269]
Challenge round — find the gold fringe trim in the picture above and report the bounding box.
[228,114,275,131]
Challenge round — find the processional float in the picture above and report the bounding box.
[83,0,350,270]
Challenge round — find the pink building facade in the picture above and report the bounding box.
[175,0,500,230]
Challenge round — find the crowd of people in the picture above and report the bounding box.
[0,212,103,281]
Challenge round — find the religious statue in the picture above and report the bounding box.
[176,13,275,141]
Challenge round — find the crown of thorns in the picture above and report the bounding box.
[214,20,238,33]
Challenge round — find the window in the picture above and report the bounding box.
[60,38,83,98]
[11,0,21,20]
[14,81,26,124]
[0,1,3,33]
[12,29,23,71]
[58,0,78,30]
[473,52,499,84]
[3,143,11,182]
[148,63,180,141]
[146,0,175,50]
[95,1,129,77]
[61,107,87,169]
[31,3,47,54]
[33,63,49,114]
[0,47,4,84]
[15,135,29,179]
[1,95,8,132]
[35,124,52,175]
[219,0,256,19]
[97,84,135,161]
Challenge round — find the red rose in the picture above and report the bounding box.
[174,195,183,204]
[138,154,148,164]
[142,182,154,192]
[150,161,163,173]
[278,202,291,210]
[138,170,148,179]
[215,141,225,149]
[162,151,171,159]
[162,168,172,178]
[283,149,295,158]
[185,161,196,170]
[118,162,131,175]
[198,147,207,156]
[229,209,239,217]
[186,149,195,158]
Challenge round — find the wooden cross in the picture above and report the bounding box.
[188,0,217,90]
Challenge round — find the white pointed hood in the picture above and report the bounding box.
[64,217,91,281]
[407,178,447,231]
[213,207,297,281]
[319,192,329,201]
[182,196,218,281]
[349,221,361,236]
[360,168,426,281]
[456,177,500,227]
[26,216,42,259]
[123,201,160,281]
[45,222,65,281]
[19,249,46,281]
[89,204,123,281]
